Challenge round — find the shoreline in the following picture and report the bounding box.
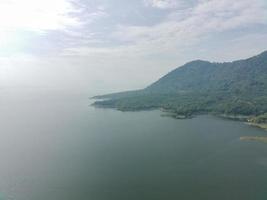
[160,109,267,132]
[240,136,267,144]
[245,122,267,131]
[92,103,267,132]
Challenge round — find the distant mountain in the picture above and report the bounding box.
[147,51,267,94]
[93,51,267,117]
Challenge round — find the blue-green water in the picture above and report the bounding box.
[0,89,267,200]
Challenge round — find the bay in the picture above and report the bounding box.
[0,89,267,200]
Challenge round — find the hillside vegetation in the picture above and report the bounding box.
[93,51,267,118]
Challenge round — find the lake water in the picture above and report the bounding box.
[0,89,267,200]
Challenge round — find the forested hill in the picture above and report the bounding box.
[93,51,267,117]
[146,51,267,95]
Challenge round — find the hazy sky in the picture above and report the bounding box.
[0,0,267,93]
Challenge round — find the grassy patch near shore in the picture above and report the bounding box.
[246,123,267,130]
[240,136,267,144]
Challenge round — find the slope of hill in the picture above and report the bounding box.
[93,51,267,118]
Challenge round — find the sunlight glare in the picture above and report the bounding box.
[0,0,79,52]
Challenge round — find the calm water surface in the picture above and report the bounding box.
[0,89,267,200]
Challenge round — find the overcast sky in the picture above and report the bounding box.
[0,0,267,94]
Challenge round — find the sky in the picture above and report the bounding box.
[0,0,267,94]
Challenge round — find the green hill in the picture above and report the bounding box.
[93,51,267,118]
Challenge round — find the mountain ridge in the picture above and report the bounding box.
[93,51,267,118]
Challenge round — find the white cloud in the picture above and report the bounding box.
[62,0,267,67]
[0,0,110,58]
[0,0,81,56]
[144,0,181,9]
[0,0,81,33]
[1,0,267,91]
[63,0,267,73]
[116,0,266,51]
[60,0,267,63]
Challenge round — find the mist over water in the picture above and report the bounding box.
[0,88,267,200]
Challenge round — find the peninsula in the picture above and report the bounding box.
[93,51,267,130]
